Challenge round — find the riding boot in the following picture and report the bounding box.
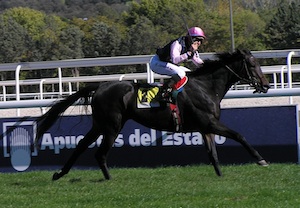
[161,74,181,102]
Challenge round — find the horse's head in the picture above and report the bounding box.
[190,49,270,93]
[238,49,270,93]
[225,49,270,93]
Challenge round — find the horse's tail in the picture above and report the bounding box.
[34,84,99,146]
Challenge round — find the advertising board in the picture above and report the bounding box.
[0,105,298,172]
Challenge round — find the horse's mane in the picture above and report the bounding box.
[189,50,245,77]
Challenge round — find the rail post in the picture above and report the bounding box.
[287,51,295,104]
[58,67,63,96]
[39,79,46,114]
[15,64,22,116]
[147,63,154,83]
[2,86,6,101]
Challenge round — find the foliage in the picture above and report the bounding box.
[126,16,162,55]
[1,7,84,62]
[123,0,208,51]
[0,0,130,19]
[0,164,300,207]
[265,1,300,49]
[234,9,266,50]
[0,0,298,61]
[83,21,122,57]
[0,0,299,84]
[0,16,33,63]
[203,1,232,51]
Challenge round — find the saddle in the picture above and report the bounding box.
[136,76,188,132]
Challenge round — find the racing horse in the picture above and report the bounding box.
[35,49,270,180]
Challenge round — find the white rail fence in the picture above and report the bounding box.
[1,49,300,113]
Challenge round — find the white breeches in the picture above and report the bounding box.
[149,55,190,79]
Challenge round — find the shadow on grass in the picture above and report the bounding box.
[68,178,107,183]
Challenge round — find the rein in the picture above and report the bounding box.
[225,59,257,86]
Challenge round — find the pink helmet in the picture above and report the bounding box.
[188,27,206,38]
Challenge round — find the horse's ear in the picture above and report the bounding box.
[243,49,251,55]
[237,48,251,56]
[235,48,243,55]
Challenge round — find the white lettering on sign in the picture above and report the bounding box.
[162,131,226,146]
[40,133,125,154]
[38,130,226,154]
[215,135,226,144]
[128,129,157,147]
[162,132,203,146]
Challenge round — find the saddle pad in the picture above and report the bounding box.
[137,87,160,108]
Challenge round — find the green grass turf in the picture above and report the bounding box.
[0,164,299,208]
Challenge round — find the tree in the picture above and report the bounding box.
[0,16,36,82]
[2,8,55,61]
[0,7,85,84]
[126,16,161,55]
[122,0,268,53]
[75,16,124,58]
[2,7,84,61]
[202,1,231,52]
[234,9,266,50]
[265,1,300,49]
[123,0,209,53]
[0,16,34,63]
[59,26,84,59]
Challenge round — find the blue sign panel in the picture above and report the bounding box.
[220,106,299,146]
[0,105,299,172]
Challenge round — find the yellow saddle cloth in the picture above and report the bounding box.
[137,87,160,108]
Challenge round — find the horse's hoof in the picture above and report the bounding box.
[257,159,269,167]
[52,172,62,181]
[104,173,112,180]
[215,169,222,177]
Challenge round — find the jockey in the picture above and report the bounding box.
[150,26,206,99]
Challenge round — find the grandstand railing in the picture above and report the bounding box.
[1,49,300,115]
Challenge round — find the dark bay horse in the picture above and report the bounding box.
[35,49,270,180]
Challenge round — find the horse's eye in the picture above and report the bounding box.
[248,57,256,66]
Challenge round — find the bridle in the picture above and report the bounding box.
[225,57,259,88]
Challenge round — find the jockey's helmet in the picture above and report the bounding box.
[188,27,206,39]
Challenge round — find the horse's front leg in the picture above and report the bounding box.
[203,133,222,176]
[209,120,268,166]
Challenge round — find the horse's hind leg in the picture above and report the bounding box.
[203,134,222,176]
[94,131,119,180]
[52,126,100,181]
[210,120,268,166]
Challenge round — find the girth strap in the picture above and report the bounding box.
[169,103,182,132]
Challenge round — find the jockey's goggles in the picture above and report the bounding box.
[192,37,204,44]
